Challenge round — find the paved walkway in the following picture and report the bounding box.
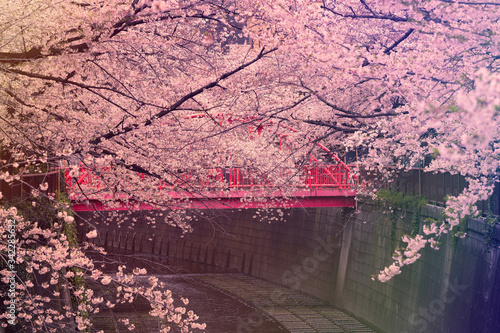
[192,274,377,333]
[89,273,377,333]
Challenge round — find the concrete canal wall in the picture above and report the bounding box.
[79,207,348,305]
[78,201,500,332]
[344,201,500,333]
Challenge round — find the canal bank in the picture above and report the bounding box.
[78,202,500,332]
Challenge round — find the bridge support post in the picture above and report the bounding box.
[333,207,354,307]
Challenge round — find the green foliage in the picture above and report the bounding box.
[390,214,398,249]
[410,209,421,237]
[376,188,428,212]
[2,171,88,330]
[57,190,78,247]
[451,216,468,247]
[482,214,497,254]
[376,188,429,243]
[13,196,56,230]
[449,34,467,42]
[27,163,50,174]
[376,188,403,208]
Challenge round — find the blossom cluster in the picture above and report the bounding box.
[0,0,498,300]
[0,170,205,332]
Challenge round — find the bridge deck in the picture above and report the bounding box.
[71,188,356,211]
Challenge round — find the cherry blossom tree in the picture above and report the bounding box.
[1,0,499,330]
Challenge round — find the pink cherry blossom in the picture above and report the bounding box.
[1,0,498,330]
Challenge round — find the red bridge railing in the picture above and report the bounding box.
[66,113,359,203]
[66,163,358,199]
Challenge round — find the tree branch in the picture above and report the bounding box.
[384,29,415,54]
[0,48,44,64]
[0,66,139,117]
[321,5,408,22]
[359,0,377,16]
[1,88,67,121]
[440,0,500,5]
[110,12,242,39]
[297,118,358,133]
[88,47,278,146]
[0,39,90,65]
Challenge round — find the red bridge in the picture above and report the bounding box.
[68,160,358,211]
[67,114,358,211]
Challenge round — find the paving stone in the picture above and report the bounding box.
[192,273,377,333]
[88,272,376,332]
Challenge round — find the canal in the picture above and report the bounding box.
[88,253,376,333]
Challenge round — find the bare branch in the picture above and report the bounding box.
[321,5,408,22]
[1,87,67,121]
[359,0,377,16]
[440,0,500,5]
[0,66,139,117]
[294,118,358,133]
[384,29,415,54]
[88,47,278,146]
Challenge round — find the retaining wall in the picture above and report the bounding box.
[78,207,348,304]
[77,201,500,332]
[343,201,500,333]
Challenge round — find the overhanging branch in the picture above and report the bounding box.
[88,47,278,146]
[384,29,415,54]
[321,5,408,22]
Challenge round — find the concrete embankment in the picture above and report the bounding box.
[78,202,500,332]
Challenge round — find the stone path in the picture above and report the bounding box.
[192,274,377,333]
[89,273,377,333]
